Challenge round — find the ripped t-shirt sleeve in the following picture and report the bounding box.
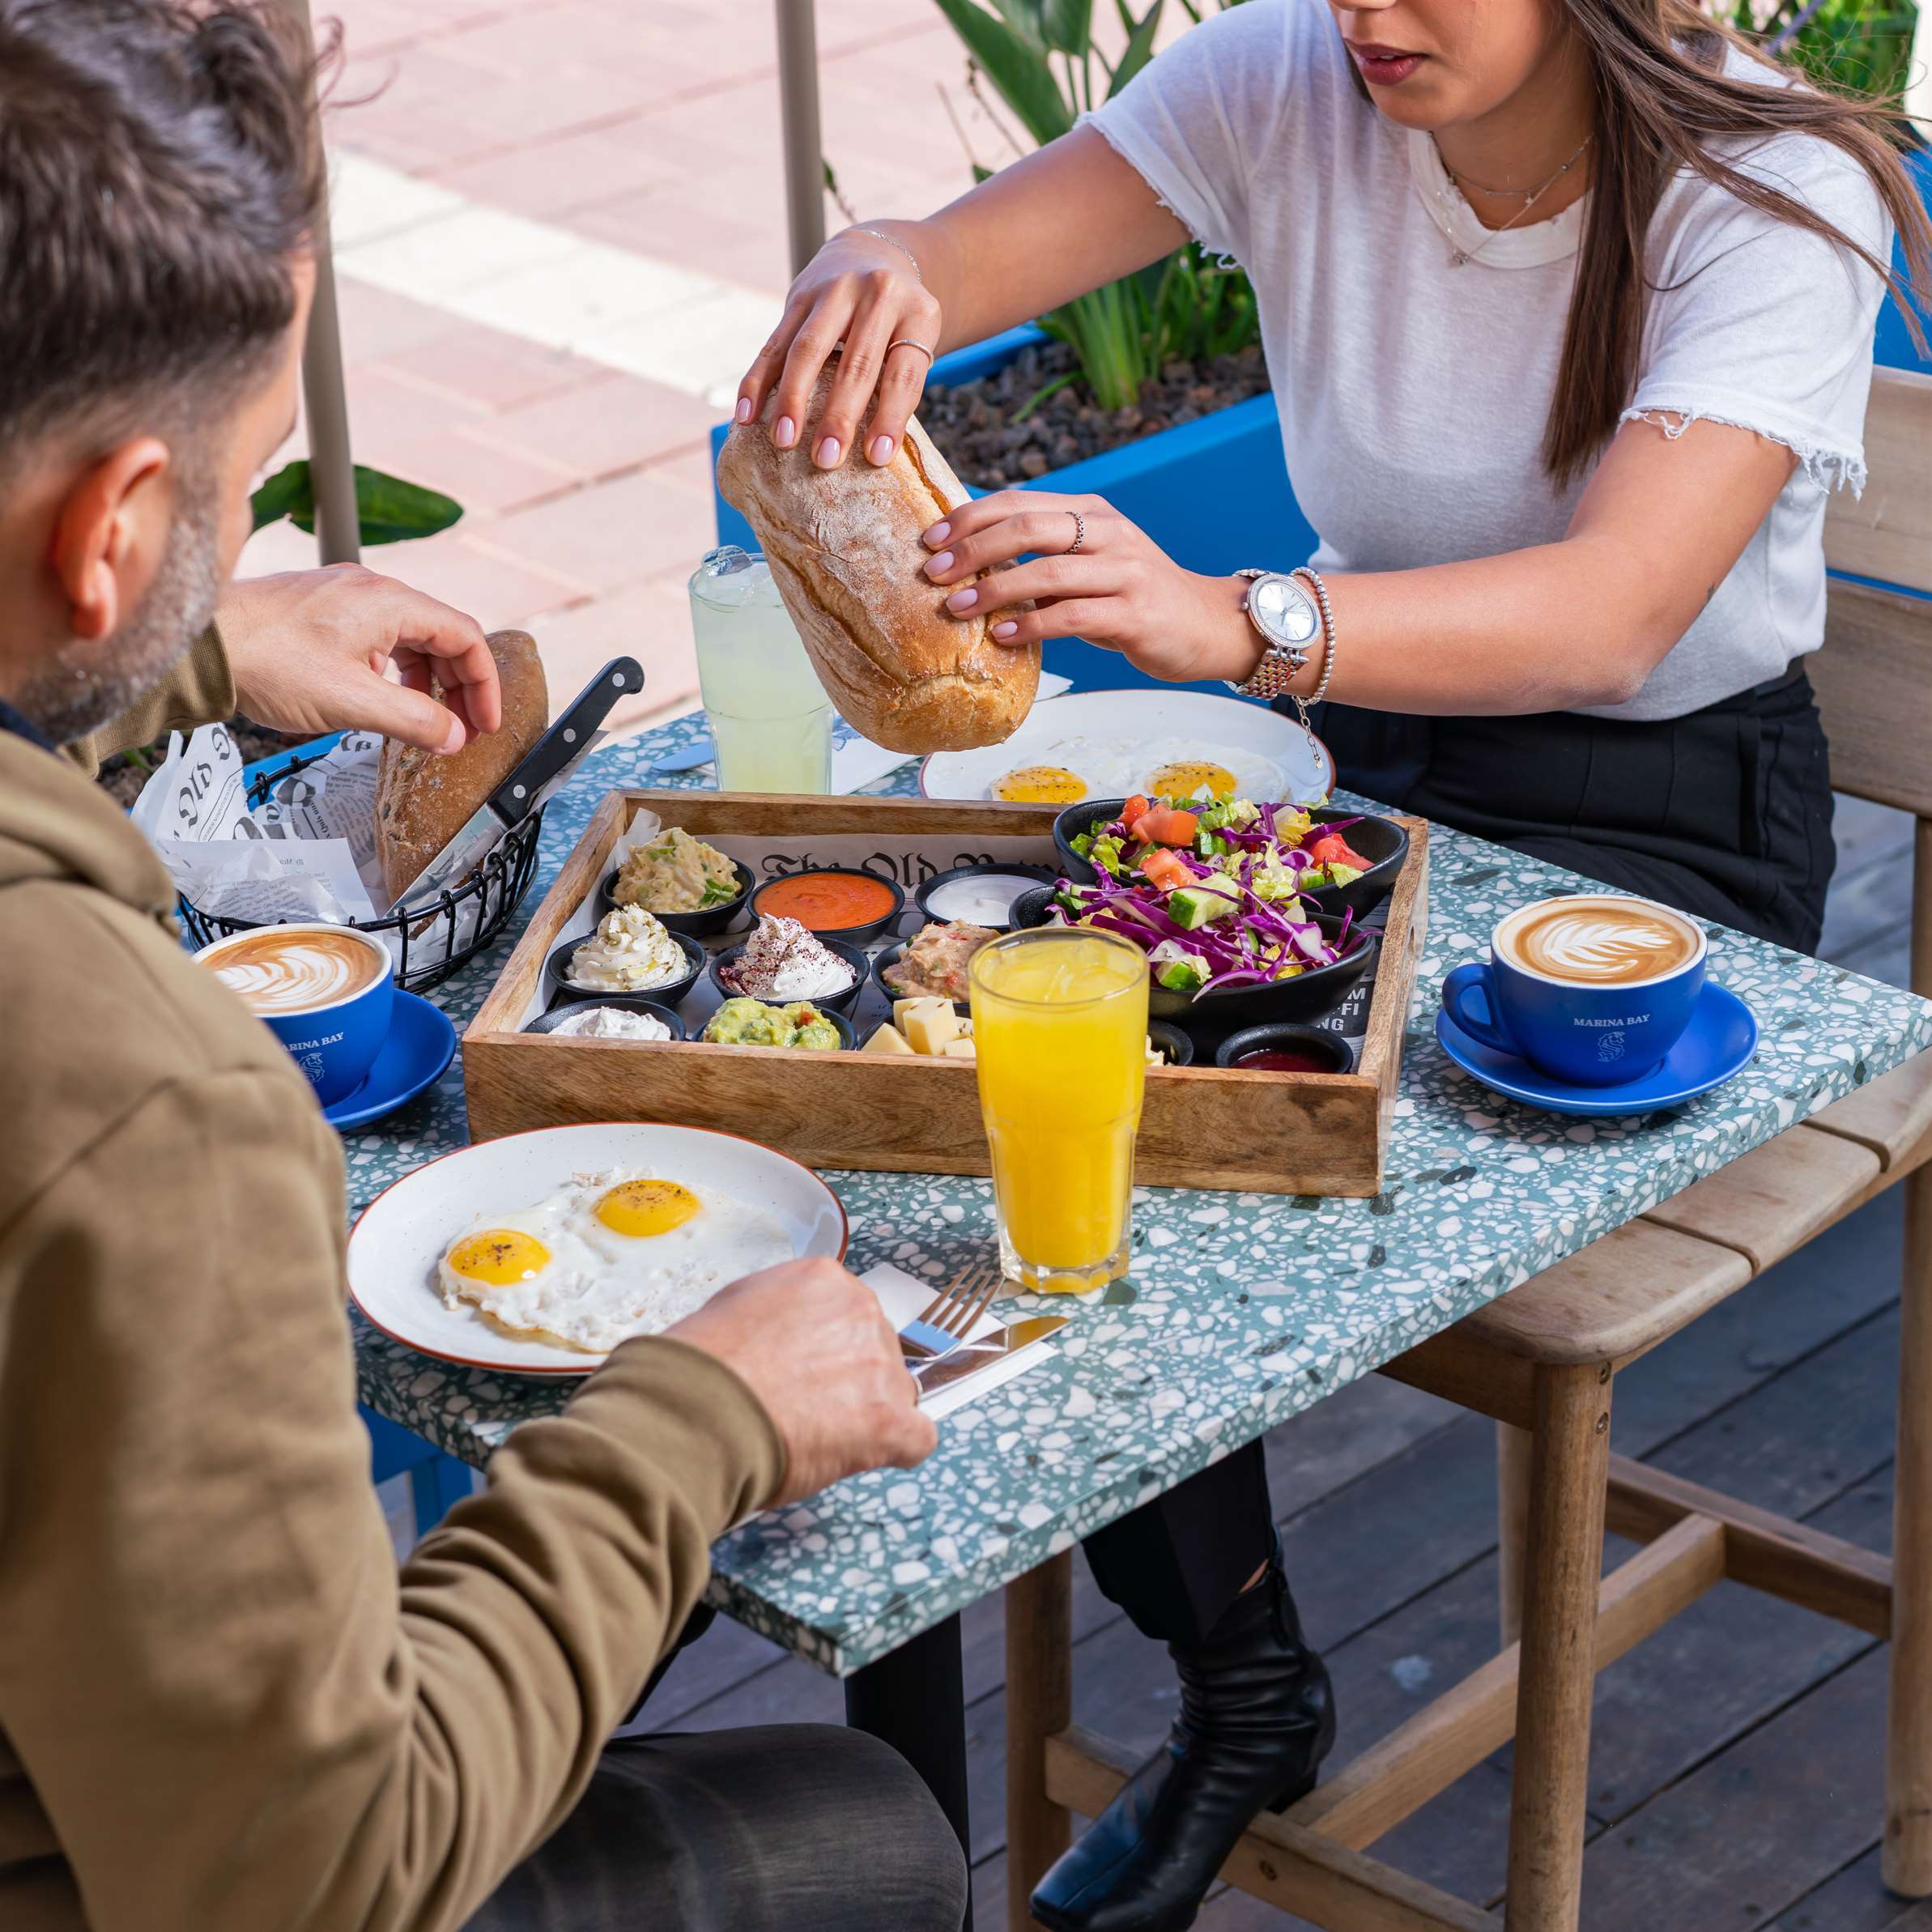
[1080,0,1302,270]
[1621,135,1892,496]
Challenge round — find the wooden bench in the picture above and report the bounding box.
[1004,364,1932,1930]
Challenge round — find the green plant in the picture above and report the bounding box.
[249,461,463,545]
[1726,0,1919,101]
[932,0,1262,411]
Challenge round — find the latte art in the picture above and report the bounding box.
[1504,900,1699,985]
[202,927,387,1015]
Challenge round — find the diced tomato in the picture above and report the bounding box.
[1120,794,1153,832]
[1306,832,1371,871]
[1130,806,1199,848]
[1140,846,1193,892]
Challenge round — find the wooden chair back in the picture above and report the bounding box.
[1810,367,1932,816]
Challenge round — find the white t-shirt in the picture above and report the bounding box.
[1085,0,1891,720]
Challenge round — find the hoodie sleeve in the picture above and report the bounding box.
[62,622,236,777]
[0,1063,784,1932]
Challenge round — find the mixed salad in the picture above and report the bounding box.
[1051,796,1372,997]
[1072,796,1373,896]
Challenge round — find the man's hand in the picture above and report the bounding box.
[219,564,503,755]
[666,1257,937,1506]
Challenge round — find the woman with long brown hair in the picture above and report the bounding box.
[738,3,1930,1926]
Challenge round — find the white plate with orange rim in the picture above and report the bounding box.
[348,1121,849,1377]
[919,688,1334,807]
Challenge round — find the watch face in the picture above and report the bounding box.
[1252,576,1319,645]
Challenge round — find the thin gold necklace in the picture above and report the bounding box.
[1428,133,1593,269]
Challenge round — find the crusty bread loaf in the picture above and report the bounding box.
[715,372,1039,754]
[375,629,548,906]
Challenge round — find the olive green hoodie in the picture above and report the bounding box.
[0,639,784,1930]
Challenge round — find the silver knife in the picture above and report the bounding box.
[397,657,642,910]
[912,1315,1070,1398]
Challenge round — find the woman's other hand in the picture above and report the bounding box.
[734,227,943,472]
[921,491,1258,687]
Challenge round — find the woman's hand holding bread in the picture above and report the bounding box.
[734,226,943,474]
[921,489,1260,688]
[717,368,1040,753]
[219,563,502,754]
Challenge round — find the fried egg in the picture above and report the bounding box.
[994,764,1089,804]
[988,736,1283,806]
[437,1168,794,1355]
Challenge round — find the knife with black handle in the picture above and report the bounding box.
[397,656,643,909]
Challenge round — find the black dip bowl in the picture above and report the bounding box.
[525,996,687,1040]
[544,930,705,1011]
[1147,1019,1195,1068]
[1213,1022,1353,1074]
[747,868,907,947]
[870,937,978,1012]
[597,857,754,938]
[913,862,1062,931]
[709,937,867,1017]
[696,1004,856,1051]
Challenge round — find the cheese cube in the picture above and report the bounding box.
[862,1023,916,1057]
[893,995,953,1032]
[904,1004,961,1056]
[940,1036,977,1059]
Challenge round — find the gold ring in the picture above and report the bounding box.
[1066,509,1085,555]
[887,338,935,363]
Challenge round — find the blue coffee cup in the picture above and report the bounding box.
[198,923,395,1105]
[1440,894,1707,1087]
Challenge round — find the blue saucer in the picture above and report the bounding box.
[1434,981,1758,1117]
[323,989,457,1131]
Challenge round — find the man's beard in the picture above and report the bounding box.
[17,480,225,747]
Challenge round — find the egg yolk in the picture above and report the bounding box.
[1148,760,1237,802]
[994,765,1087,804]
[596,1178,702,1238]
[449,1229,551,1286]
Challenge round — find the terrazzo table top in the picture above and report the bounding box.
[350,708,1932,1675]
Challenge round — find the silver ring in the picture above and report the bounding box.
[887,338,935,364]
[1066,509,1085,555]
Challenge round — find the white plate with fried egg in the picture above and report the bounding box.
[348,1122,848,1375]
[920,689,1333,808]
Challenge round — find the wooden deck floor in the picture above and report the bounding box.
[400,794,1929,1930]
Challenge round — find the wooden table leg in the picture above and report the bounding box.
[1496,1421,1533,1650]
[1505,1362,1611,1932]
[1888,1160,1932,1896]
[1006,1552,1073,1932]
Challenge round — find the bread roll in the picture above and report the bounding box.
[374,628,548,906]
[715,373,1039,754]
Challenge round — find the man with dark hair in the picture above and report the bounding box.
[0,6,966,1930]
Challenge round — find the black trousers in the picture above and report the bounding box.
[464,1725,967,1931]
[1084,670,1837,1649]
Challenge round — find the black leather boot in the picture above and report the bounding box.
[1029,1541,1334,1932]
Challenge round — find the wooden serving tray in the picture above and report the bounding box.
[464,791,1429,1197]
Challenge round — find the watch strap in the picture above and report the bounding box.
[1227,571,1311,702]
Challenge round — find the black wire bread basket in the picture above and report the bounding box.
[175,745,544,992]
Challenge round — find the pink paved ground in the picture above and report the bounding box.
[250,0,983,731]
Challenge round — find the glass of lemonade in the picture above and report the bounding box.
[688,546,833,794]
[968,928,1150,1292]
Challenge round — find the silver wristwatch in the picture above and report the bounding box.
[1227,569,1321,701]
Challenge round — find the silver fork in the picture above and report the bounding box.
[899,1257,1002,1364]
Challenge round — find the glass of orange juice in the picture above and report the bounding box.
[968,927,1150,1292]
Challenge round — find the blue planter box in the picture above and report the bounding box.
[713,169,1932,692]
[709,325,1308,699]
